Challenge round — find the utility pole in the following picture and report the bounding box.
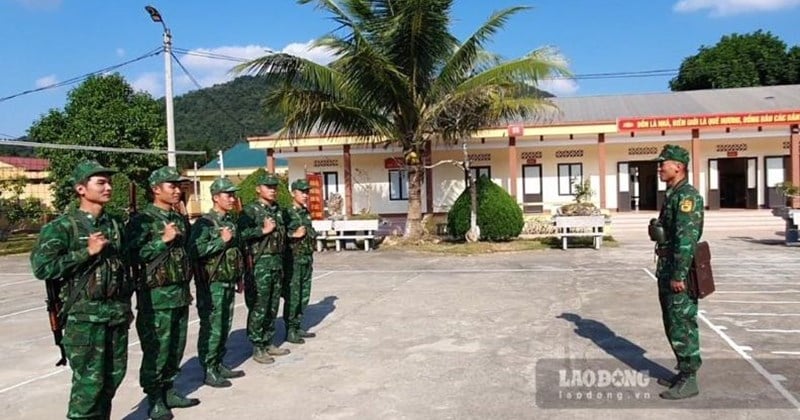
[145,6,176,168]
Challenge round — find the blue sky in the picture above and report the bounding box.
[1,0,799,139]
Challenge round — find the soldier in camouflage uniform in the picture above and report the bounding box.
[126,167,199,419]
[283,179,318,344]
[31,160,134,420]
[651,145,704,400]
[238,173,291,363]
[189,178,245,388]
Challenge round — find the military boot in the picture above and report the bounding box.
[286,330,305,344]
[298,329,316,338]
[659,373,699,400]
[147,393,174,420]
[657,373,681,387]
[266,344,291,356]
[165,388,200,408]
[252,346,275,364]
[218,364,246,378]
[203,367,232,388]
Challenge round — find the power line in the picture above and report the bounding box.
[0,48,163,103]
[0,139,206,156]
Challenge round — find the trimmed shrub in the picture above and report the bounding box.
[237,168,292,209]
[447,176,524,241]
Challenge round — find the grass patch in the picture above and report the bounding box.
[0,234,37,256]
[381,235,617,255]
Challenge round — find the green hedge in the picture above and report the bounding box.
[447,176,524,241]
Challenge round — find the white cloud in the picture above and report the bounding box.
[35,74,58,88]
[282,40,337,65]
[116,48,126,58]
[537,78,580,96]
[673,0,800,16]
[13,0,61,11]
[131,72,163,97]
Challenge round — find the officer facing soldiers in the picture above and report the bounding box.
[238,173,291,363]
[126,167,198,419]
[189,178,246,387]
[283,179,318,344]
[650,144,704,400]
[31,160,134,420]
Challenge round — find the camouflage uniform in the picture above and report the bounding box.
[653,145,704,398]
[238,174,289,360]
[190,178,244,386]
[283,179,318,343]
[30,161,133,420]
[125,166,197,417]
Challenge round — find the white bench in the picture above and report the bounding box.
[553,215,606,250]
[313,219,379,251]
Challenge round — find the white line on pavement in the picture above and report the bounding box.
[0,306,45,319]
[771,351,800,355]
[0,280,38,288]
[0,271,336,395]
[746,329,800,333]
[722,313,800,317]
[715,282,800,286]
[711,300,800,304]
[715,290,800,294]
[643,268,800,411]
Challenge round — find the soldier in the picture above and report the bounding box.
[650,144,704,400]
[30,160,134,419]
[126,166,199,419]
[189,178,245,388]
[283,179,318,344]
[238,173,291,363]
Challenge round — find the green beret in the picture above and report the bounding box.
[257,173,280,186]
[210,177,239,195]
[148,166,186,187]
[290,179,310,191]
[71,160,117,185]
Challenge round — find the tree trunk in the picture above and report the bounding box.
[405,162,424,239]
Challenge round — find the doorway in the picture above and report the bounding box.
[618,161,660,211]
[708,157,757,209]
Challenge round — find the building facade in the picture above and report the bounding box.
[248,85,800,216]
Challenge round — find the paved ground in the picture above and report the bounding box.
[1,227,799,419]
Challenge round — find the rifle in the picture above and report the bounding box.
[44,279,66,366]
[129,183,142,286]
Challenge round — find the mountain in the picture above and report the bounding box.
[172,75,283,168]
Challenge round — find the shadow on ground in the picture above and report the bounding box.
[557,312,673,381]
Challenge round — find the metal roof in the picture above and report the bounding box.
[0,156,49,171]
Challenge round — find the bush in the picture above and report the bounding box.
[447,176,524,241]
[237,168,293,209]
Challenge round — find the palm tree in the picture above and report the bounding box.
[236,0,569,239]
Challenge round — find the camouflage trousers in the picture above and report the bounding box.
[245,255,283,347]
[657,266,702,373]
[197,281,235,370]
[62,319,129,420]
[283,254,313,332]
[136,306,189,396]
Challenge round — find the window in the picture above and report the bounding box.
[558,163,583,196]
[389,169,408,200]
[323,171,339,201]
[465,166,491,186]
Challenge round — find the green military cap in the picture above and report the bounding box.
[655,144,690,165]
[257,173,280,186]
[148,166,187,187]
[71,160,117,185]
[291,179,310,191]
[210,177,240,195]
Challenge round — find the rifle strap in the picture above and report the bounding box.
[202,215,229,284]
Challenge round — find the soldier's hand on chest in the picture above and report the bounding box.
[162,222,179,243]
[293,225,306,238]
[87,232,109,256]
[220,226,233,243]
[262,217,276,235]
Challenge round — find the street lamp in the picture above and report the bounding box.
[145,5,177,168]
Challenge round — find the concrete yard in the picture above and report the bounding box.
[1,225,799,419]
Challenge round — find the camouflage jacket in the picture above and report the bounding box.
[30,208,133,324]
[657,178,704,282]
[125,204,192,309]
[190,210,243,284]
[238,200,287,259]
[285,205,317,257]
